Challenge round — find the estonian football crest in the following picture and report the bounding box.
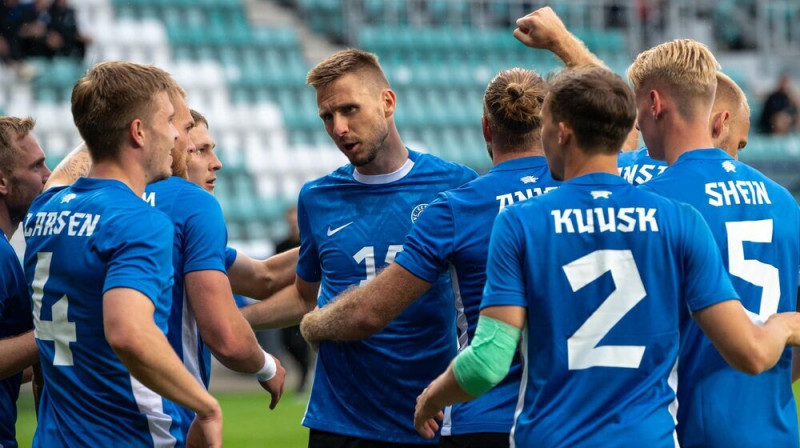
[410,204,428,223]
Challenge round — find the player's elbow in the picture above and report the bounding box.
[105,323,148,361]
[724,342,777,375]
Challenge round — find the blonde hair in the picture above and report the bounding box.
[0,116,36,174]
[71,61,176,162]
[483,68,546,149]
[306,48,389,90]
[714,72,750,116]
[627,39,720,116]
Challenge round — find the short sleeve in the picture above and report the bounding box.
[182,192,227,274]
[394,193,454,283]
[224,246,237,271]
[481,208,528,309]
[680,203,739,312]
[296,187,321,282]
[103,210,174,305]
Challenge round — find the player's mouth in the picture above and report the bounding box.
[342,142,359,152]
[207,178,216,190]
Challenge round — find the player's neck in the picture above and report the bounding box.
[491,143,544,166]
[355,133,408,176]
[662,117,714,166]
[90,161,147,197]
[563,150,618,181]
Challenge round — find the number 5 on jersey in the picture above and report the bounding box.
[31,252,77,366]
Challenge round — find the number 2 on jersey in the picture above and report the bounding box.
[31,252,77,366]
[564,249,647,370]
[353,245,404,286]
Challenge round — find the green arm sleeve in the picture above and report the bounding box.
[452,315,522,397]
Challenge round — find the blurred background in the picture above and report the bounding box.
[2,0,799,257]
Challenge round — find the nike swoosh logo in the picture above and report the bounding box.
[327,222,353,237]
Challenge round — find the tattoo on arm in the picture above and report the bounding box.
[63,148,92,180]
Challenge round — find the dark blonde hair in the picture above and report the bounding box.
[0,116,36,174]
[548,67,636,154]
[306,48,389,90]
[71,61,176,162]
[190,109,208,129]
[484,68,546,149]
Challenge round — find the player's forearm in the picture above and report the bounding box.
[241,284,315,330]
[44,142,91,190]
[204,317,264,373]
[550,34,607,69]
[714,312,797,375]
[229,249,298,300]
[299,290,380,344]
[108,321,220,418]
[0,330,38,380]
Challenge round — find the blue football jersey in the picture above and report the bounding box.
[224,246,237,270]
[0,236,33,448]
[618,147,668,185]
[145,176,229,436]
[640,148,800,448]
[482,172,737,448]
[23,178,181,447]
[394,156,559,436]
[297,150,476,443]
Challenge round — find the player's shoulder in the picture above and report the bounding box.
[410,149,477,179]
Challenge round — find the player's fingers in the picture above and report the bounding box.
[513,28,534,46]
[436,410,444,421]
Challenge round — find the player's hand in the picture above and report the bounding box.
[186,400,223,448]
[299,310,321,349]
[414,387,444,439]
[513,6,569,50]
[769,312,800,346]
[258,355,286,409]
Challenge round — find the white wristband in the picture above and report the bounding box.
[256,350,277,381]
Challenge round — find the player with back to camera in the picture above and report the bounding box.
[414,66,800,448]
[629,39,800,448]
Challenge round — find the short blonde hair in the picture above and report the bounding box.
[714,72,750,116]
[306,48,389,90]
[0,116,35,174]
[628,39,720,116]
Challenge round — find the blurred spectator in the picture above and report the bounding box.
[275,206,311,395]
[759,74,799,134]
[48,0,90,58]
[0,0,87,74]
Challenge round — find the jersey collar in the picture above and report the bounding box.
[352,157,415,185]
[675,148,730,163]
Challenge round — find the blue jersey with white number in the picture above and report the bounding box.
[618,147,668,185]
[23,178,181,448]
[394,156,558,436]
[482,172,737,448]
[640,148,800,448]
[297,149,476,443]
[0,236,33,448]
[145,176,229,436]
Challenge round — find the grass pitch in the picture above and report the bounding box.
[15,389,310,447]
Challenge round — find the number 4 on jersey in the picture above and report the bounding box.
[31,252,77,366]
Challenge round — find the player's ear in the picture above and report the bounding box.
[481,116,492,143]
[650,89,662,119]
[382,88,396,118]
[710,110,730,140]
[130,119,145,148]
[0,173,9,196]
[557,121,572,146]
